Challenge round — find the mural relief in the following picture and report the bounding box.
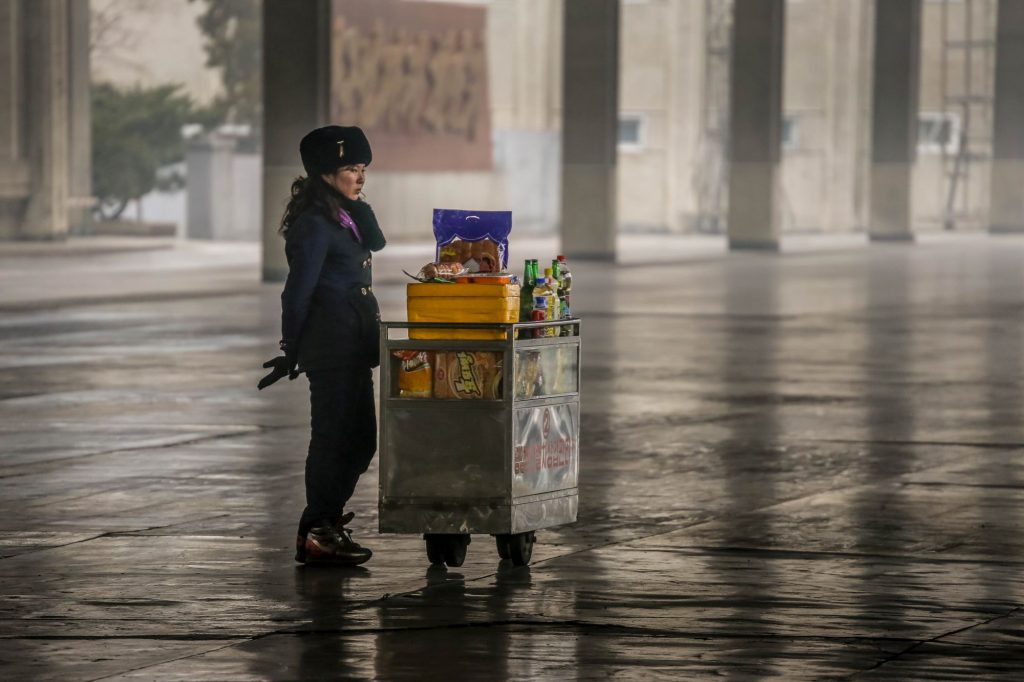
[331,0,491,171]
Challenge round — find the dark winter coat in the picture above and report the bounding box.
[280,207,382,370]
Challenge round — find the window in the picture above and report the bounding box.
[918,111,961,155]
[618,114,646,151]
[781,116,799,151]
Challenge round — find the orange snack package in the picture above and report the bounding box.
[394,350,434,398]
[434,351,503,399]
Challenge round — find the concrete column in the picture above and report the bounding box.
[22,0,70,239]
[187,135,237,240]
[66,0,93,233]
[262,0,331,281]
[868,0,921,242]
[727,0,785,251]
[560,0,619,261]
[0,1,26,237]
[989,0,1024,234]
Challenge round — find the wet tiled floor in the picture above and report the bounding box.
[2,235,1024,679]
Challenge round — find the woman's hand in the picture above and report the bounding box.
[257,354,299,390]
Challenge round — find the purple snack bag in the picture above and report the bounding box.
[433,209,512,271]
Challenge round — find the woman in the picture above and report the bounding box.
[258,125,386,565]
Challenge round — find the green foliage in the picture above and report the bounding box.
[190,0,262,131]
[91,82,197,219]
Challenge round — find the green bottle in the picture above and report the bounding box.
[519,259,536,322]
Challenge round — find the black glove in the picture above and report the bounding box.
[258,344,299,390]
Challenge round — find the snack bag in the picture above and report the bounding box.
[414,262,467,281]
[394,350,434,398]
[433,210,512,274]
[514,349,543,399]
[434,351,503,399]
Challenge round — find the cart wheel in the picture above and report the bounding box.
[441,534,471,568]
[424,534,445,565]
[494,534,511,560]
[507,531,535,566]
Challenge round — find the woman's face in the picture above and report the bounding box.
[323,164,366,200]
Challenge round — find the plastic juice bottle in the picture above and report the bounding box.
[557,255,572,334]
[543,267,560,335]
[531,289,548,339]
[533,276,552,337]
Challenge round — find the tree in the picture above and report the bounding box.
[91,83,200,220]
[190,0,262,132]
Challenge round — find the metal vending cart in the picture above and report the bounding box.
[378,319,581,567]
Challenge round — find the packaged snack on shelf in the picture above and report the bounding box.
[394,350,434,398]
[413,262,467,281]
[454,273,514,285]
[434,351,503,399]
[433,209,511,274]
[514,349,543,399]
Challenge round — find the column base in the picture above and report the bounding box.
[989,224,1024,234]
[729,239,779,252]
[262,265,288,283]
[869,232,915,243]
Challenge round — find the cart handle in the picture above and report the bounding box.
[380,319,579,329]
[380,319,580,340]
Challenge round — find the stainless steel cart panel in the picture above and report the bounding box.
[378,320,580,538]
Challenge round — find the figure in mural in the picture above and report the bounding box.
[330,0,491,171]
[332,15,485,141]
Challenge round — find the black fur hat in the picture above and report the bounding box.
[299,125,372,176]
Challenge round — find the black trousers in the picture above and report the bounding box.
[298,365,377,536]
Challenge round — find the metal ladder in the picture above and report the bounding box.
[939,0,998,230]
[693,0,733,234]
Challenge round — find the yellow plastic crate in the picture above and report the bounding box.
[407,282,520,339]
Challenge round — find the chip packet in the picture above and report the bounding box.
[434,351,503,399]
[394,350,434,398]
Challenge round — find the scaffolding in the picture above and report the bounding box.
[693,0,733,234]
[939,0,998,230]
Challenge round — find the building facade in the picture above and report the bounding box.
[65,0,1006,241]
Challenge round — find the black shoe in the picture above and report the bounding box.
[304,521,372,565]
[295,511,357,563]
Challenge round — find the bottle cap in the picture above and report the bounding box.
[544,268,553,277]
[557,255,566,262]
[535,277,546,285]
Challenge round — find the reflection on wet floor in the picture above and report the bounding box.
[3,237,1024,678]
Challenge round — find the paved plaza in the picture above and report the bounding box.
[2,233,1024,679]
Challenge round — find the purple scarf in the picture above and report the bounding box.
[338,209,363,243]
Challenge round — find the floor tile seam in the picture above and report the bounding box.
[0,425,298,481]
[815,438,1024,450]
[0,513,235,561]
[83,638,254,682]
[903,480,1024,491]
[637,544,1024,567]
[846,603,1024,678]
[11,476,260,510]
[0,286,262,314]
[11,464,306,509]
[0,319,257,340]
[2,633,253,641]
[275,619,928,644]
[507,451,1016,572]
